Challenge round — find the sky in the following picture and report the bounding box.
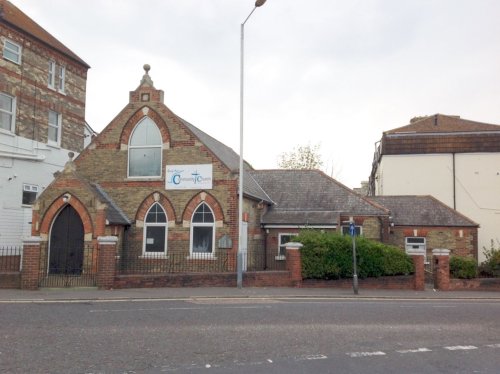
[10,0,500,188]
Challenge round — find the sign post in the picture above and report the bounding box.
[349,221,359,295]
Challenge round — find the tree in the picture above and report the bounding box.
[278,143,323,170]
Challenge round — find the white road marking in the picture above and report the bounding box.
[305,354,328,360]
[396,348,432,354]
[444,345,478,351]
[89,305,271,313]
[267,359,273,363]
[485,343,500,348]
[347,351,386,358]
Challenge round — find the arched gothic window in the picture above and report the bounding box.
[190,203,215,256]
[128,117,162,177]
[143,203,168,255]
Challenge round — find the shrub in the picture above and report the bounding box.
[296,230,414,279]
[479,240,500,277]
[449,256,477,279]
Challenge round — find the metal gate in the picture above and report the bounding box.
[39,242,98,287]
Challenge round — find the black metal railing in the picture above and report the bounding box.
[0,245,22,272]
[117,251,233,275]
[38,243,98,287]
[116,239,287,275]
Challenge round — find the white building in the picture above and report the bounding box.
[369,114,500,262]
[1,0,90,246]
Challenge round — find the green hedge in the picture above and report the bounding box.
[449,256,477,279]
[479,242,500,278]
[296,230,414,280]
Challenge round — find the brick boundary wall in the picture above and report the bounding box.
[433,248,450,291]
[21,237,42,290]
[113,271,294,288]
[448,278,500,291]
[97,236,118,290]
[0,273,21,288]
[301,275,415,289]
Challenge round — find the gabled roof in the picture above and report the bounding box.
[385,114,500,135]
[250,169,389,225]
[0,0,89,68]
[90,183,132,225]
[176,116,243,173]
[369,195,478,227]
[175,116,273,202]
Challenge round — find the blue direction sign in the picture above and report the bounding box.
[349,222,356,237]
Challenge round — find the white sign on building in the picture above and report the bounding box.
[165,164,213,190]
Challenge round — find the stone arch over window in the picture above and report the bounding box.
[182,191,224,224]
[39,193,93,238]
[135,192,176,224]
[119,107,170,146]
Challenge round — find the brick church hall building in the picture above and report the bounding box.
[20,66,477,289]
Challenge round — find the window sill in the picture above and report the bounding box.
[0,128,15,137]
[275,255,286,261]
[187,254,216,260]
[139,254,168,259]
[47,142,61,149]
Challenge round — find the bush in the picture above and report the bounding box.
[479,240,500,277]
[296,230,414,280]
[449,256,477,279]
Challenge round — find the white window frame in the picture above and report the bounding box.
[57,65,65,93]
[3,39,21,64]
[48,61,65,93]
[142,203,168,257]
[189,203,216,259]
[405,237,427,262]
[0,92,16,133]
[128,117,162,178]
[22,184,39,206]
[48,110,62,146]
[277,233,298,260]
[48,61,56,88]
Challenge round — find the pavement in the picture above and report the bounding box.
[1,286,500,302]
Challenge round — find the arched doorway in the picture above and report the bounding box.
[49,205,84,275]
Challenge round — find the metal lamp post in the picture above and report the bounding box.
[238,0,267,288]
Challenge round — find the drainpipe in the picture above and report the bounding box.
[452,153,456,210]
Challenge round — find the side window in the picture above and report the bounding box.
[48,61,55,88]
[128,117,162,177]
[3,39,21,64]
[190,203,215,257]
[143,203,168,255]
[0,92,16,132]
[48,61,65,93]
[48,110,62,145]
[277,233,298,258]
[22,184,39,205]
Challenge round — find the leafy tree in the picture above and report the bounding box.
[278,143,323,170]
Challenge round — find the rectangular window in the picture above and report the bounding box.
[278,233,298,258]
[57,65,65,92]
[22,184,39,205]
[405,237,426,259]
[0,92,16,132]
[48,110,61,145]
[3,39,21,64]
[192,226,213,254]
[48,61,55,88]
[48,62,65,93]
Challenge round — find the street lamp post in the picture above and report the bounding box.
[238,0,266,289]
